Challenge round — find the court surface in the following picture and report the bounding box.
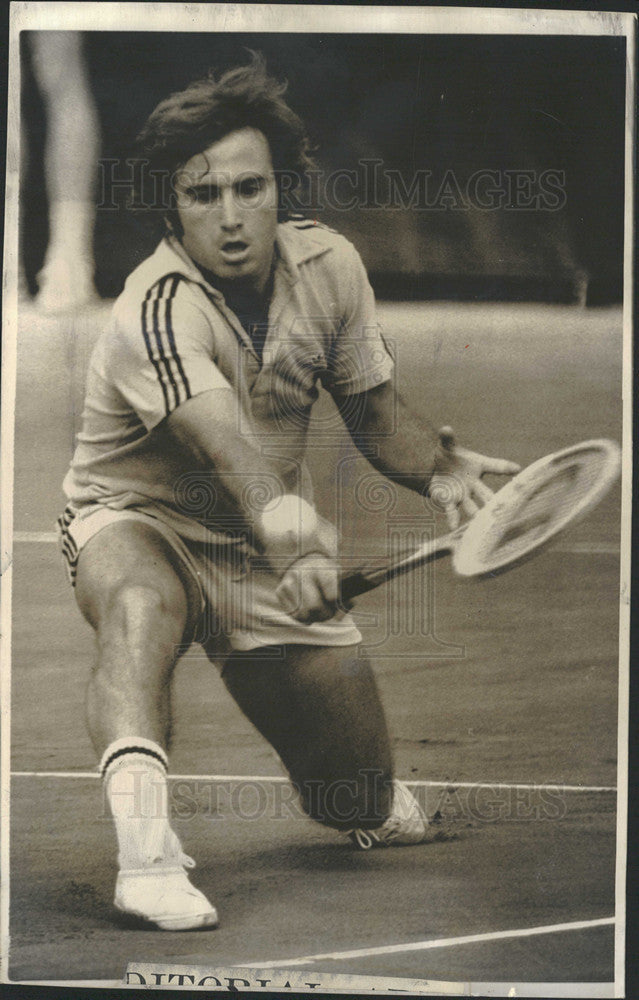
[8,300,624,989]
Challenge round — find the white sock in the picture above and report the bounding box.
[99,738,174,871]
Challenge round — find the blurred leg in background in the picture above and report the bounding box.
[29,31,100,313]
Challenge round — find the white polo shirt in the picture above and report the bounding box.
[63,220,394,537]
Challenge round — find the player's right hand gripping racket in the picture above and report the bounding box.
[339,439,621,603]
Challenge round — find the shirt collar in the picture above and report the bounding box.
[154,222,331,297]
[273,221,332,283]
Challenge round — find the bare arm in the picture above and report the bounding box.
[164,389,339,621]
[340,379,440,493]
[165,388,284,546]
[338,377,520,527]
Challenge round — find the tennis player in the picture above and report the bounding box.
[59,55,519,930]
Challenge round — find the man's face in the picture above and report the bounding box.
[174,127,278,294]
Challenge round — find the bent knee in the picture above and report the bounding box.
[81,580,188,648]
[295,768,393,831]
[85,583,189,688]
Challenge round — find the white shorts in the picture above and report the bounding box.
[57,501,362,657]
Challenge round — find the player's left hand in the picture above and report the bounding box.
[430,426,521,529]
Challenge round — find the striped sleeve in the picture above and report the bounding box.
[112,275,229,430]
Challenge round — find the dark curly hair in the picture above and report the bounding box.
[134,52,316,228]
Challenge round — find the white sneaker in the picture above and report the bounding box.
[114,830,218,931]
[115,864,218,931]
[348,779,431,850]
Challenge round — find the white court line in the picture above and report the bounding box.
[12,532,620,555]
[9,771,616,792]
[244,916,616,968]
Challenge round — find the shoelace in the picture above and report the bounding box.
[166,828,196,869]
[350,814,404,850]
[145,826,196,869]
[146,850,196,869]
[351,829,379,850]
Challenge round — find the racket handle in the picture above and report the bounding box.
[339,555,431,602]
[339,565,389,603]
[339,535,453,603]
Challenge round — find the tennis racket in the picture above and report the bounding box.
[339,438,621,603]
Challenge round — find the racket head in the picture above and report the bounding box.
[452,439,621,578]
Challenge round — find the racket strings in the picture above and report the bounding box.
[495,464,587,547]
[473,451,613,571]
